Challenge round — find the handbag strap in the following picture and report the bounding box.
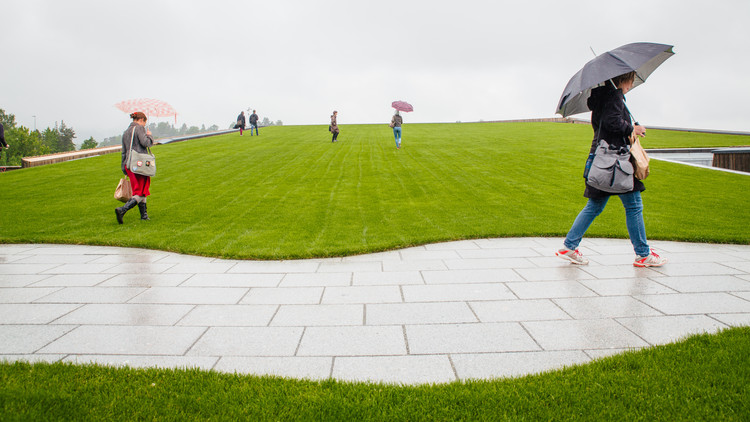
[126,124,152,164]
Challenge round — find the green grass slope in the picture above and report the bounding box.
[1,327,749,421]
[1,122,748,259]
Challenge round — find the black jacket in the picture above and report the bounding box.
[0,123,7,148]
[249,113,259,125]
[584,85,644,198]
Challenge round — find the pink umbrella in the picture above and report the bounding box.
[391,100,413,112]
[115,98,178,124]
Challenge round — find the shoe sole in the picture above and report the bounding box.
[555,251,588,265]
[633,260,667,268]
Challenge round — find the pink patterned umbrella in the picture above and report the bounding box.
[114,98,178,124]
[391,100,413,112]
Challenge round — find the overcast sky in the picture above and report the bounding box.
[3,0,749,143]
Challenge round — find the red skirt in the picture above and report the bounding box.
[125,169,151,197]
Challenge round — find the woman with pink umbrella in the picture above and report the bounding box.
[390,101,412,149]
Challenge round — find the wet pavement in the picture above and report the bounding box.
[1,238,749,384]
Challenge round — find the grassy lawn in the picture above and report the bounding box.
[1,327,748,420]
[0,122,748,259]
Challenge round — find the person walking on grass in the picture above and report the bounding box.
[249,110,259,136]
[236,111,246,135]
[390,110,403,149]
[116,112,154,224]
[556,71,666,268]
[330,110,340,142]
[0,122,9,158]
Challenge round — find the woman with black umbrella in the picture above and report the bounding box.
[556,71,666,268]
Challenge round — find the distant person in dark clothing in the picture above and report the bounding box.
[249,110,259,136]
[330,111,339,142]
[0,122,8,151]
[235,111,246,135]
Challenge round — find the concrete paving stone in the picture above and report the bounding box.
[240,287,323,305]
[0,303,81,324]
[188,327,303,356]
[162,262,237,274]
[297,326,407,356]
[581,265,663,279]
[333,355,456,384]
[525,256,580,268]
[578,278,677,296]
[452,351,591,380]
[53,304,194,326]
[130,287,248,305]
[214,356,332,380]
[0,275,51,288]
[475,238,545,248]
[523,319,650,350]
[617,315,728,345]
[470,299,570,322]
[457,248,542,259]
[583,244,641,255]
[402,283,516,302]
[352,271,424,286]
[271,304,363,326]
[87,253,171,264]
[725,250,750,260]
[738,275,750,283]
[506,281,597,299]
[0,263,60,275]
[634,292,750,315]
[709,313,750,327]
[29,274,114,287]
[0,354,67,364]
[0,255,32,264]
[341,250,402,262]
[584,348,636,360]
[63,355,218,371]
[382,259,447,272]
[648,275,750,293]
[652,252,744,264]
[0,287,62,303]
[13,254,101,264]
[424,240,480,251]
[317,261,382,273]
[515,266,596,282]
[422,269,524,284]
[99,263,176,275]
[0,325,77,353]
[35,287,146,304]
[98,273,193,287]
[586,254,644,266]
[734,291,750,301]
[151,253,219,263]
[398,249,461,261]
[647,241,734,253]
[177,305,277,326]
[280,272,351,287]
[367,302,477,325]
[39,325,206,355]
[407,323,540,354]
[553,296,663,319]
[721,261,750,273]
[444,257,536,270]
[648,262,745,277]
[228,260,320,274]
[181,273,283,288]
[322,286,402,304]
[40,263,119,274]
[0,245,38,254]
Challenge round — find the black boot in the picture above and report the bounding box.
[138,202,150,221]
[115,198,138,224]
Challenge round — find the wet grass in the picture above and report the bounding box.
[0,122,748,259]
[1,327,748,421]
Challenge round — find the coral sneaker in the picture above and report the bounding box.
[556,248,589,265]
[633,250,667,267]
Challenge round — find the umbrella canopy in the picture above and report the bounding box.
[392,100,413,112]
[556,43,674,117]
[115,98,178,124]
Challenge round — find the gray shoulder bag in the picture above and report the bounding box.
[126,126,156,177]
[585,117,633,193]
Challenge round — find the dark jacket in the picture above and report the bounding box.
[584,85,644,198]
[121,122,154,173]
[0,123,7,148]
[249,113,259,125]
[236,113,246,128]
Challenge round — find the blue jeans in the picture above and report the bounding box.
[563,191,650,257]
[250,123,258,136]
[393,127,402,147]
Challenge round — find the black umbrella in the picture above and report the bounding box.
[556,43,675,117]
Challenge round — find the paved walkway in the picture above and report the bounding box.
[1,238,749,385]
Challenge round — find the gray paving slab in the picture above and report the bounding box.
[1,238,749,384]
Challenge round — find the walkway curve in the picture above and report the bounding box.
[1,238,749,384]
